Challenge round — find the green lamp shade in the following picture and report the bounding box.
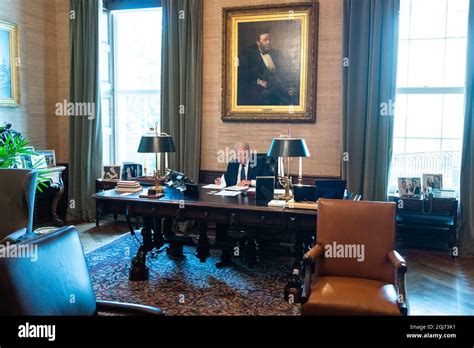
[137,135,176,153]
[267,138,310,157]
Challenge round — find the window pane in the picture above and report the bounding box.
[396,41,409,87]
[116,93,161,164]
[101,50,110,82]
[394,94,407,137]
[442,94,465,139]
[446,0,470,38]
[399,0,411,40]
[405,138,441,153]
[101,11,109,43]
[407,39,445,87]
[409,0,447,39]
[443,38,467,87]
[405,94,443,138]
[115,10,162,91]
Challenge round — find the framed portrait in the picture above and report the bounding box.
[397,177,422,197]
[422,174,443,193]
[121,163,143,180]
[0,20,20,107]
[103,165,121,180]
[36,150,56,167]
[222,2,319,122]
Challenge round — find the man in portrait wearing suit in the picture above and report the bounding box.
[237,29,298,106]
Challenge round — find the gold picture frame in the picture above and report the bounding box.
[0,20,20,107]
[222,2,318,122]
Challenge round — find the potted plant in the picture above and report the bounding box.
[0,123,48,191]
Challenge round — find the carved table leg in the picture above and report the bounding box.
[243,227,259,267]
[215,223,232,268]
[284,216,303,302]
[196,221,210,262]
[164,218,184,257]
[129,216,154,281]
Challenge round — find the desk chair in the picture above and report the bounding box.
[0,169,37,244]
[0,226,163,315]
[301,199,408,315]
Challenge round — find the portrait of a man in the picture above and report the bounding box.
[237,26,300,106]
[222,3,318,122]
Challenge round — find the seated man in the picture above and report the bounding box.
[215,142,262,187]
[213,142,268,268]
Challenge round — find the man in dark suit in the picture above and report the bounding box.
[215,142,263,187]
[213,142,268,268]
[237,30,298,106]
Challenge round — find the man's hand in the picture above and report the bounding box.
[215,177,222,185]
[257,79,269,89]
[237,180,251,186]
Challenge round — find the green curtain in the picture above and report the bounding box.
[161,0,202,182]
[459,0,474,256]
[342,0,400,202]
[67,0,103,222]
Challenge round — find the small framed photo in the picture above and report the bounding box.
[422,174,443,192]
[103,165,121,180]
[36,150,56,167]
[121,163,143,180]
[31,154,47,169]
[398,177,422,197]
[20,154,33,169]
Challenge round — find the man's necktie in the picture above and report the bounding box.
[240,164,246,181]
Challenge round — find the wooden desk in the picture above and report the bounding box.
[93,186,317,287]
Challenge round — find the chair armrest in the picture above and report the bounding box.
[301,244,324,303]
[0,228,28,245]
[387,250,408,316]
[388,250,407,273]
[303,244,324,265]
[96,300,164,316]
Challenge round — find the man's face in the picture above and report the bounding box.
[236,147,249,165]
[257,33,271,52]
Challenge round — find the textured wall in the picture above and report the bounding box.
[0,0,70,162]
[201,0,343,177]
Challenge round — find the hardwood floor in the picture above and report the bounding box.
[77,220,474,316]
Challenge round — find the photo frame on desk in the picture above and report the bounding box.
[36,150,56,167]
[256,176,275,203]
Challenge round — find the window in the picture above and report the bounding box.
[389,0,469,194]
[100,8,162,169]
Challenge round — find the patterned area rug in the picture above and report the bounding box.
[85,233,301,315]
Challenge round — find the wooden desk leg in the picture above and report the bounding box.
[215,223,232,268]
[51,180,65,227]
[285,216,303,300]
[164,218,184,257]
[196,221,210,262]
[243,227,259,267]
[129,216,154,281]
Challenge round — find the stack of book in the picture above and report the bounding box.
[115,181,142,193]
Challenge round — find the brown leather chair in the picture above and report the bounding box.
[301,199,408,315]
[0,168,38,243]
[0,226,163,315]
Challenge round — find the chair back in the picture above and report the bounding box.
[316,199,396,283]
[0,226,97,315]
[0,169,37,240]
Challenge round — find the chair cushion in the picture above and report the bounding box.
[302,276,401,316]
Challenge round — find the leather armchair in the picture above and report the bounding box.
[0,226,164,315]
[0,168,38,244]
[301,199,408,315]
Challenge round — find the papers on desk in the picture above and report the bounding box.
[225,185,249,191]
[214,190,242,197]
[202,184,225,189]
[268,200,286,207]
